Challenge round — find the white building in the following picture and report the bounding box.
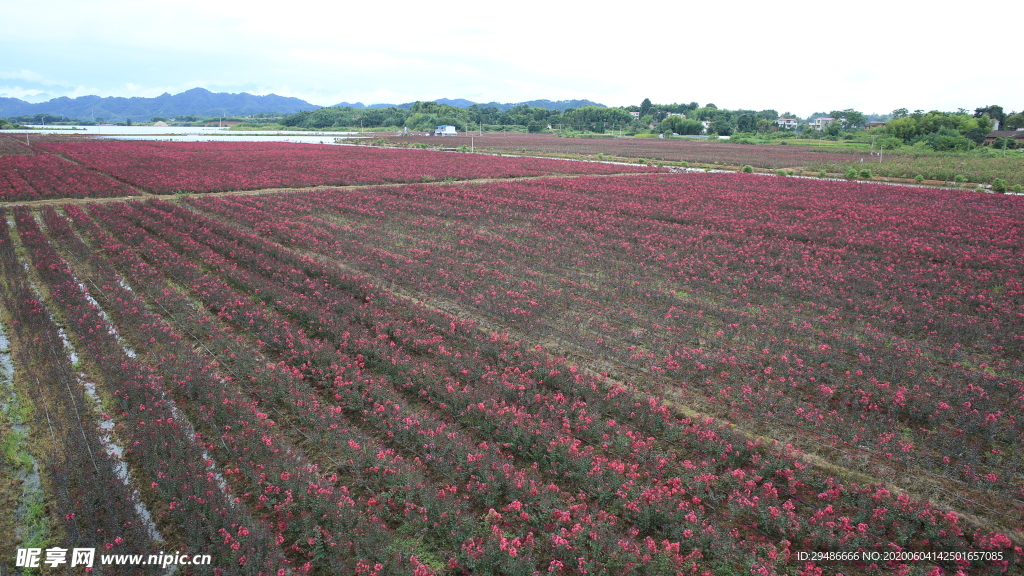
[776,118,799,130]
[433,125,458,136]
[811,117,836,130]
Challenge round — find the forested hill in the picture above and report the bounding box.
[1,87,607,123]
[0,88,320,123]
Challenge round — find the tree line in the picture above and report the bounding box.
[275,99,788,135]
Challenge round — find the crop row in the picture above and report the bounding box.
[11,206,291,574]
[45,204,465,574]
[0,209,160,574]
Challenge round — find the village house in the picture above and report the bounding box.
[983,130,1024,146]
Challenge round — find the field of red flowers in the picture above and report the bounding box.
[0,153,137,201]
[372,133,1024,187]
[1,143,1021,575]
[186,174,1024,511]
[33,140,663,194]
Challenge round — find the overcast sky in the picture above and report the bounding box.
[2,0,1017,117]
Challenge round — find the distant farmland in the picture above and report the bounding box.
[368,132,1024,188]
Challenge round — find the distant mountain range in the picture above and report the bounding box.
[0,88,320,122]
[0,88,606,122]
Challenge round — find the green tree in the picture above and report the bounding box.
[1004,112,1024,130]
[964,127,988,145]
[876,136,903,151]
[829,108,867,130]
[974,105,1005,126]
[919,126,972,151]
[708,115,734,136]
[640,98,653,118]
[562,106,633,132]
[735,113,756,132]
[689,107,717,121]
[823,120,842,137]
[661,116,704,135]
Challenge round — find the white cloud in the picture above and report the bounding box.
[1,0,1020,114]
[0,70,48,83]
[0,86,55,102]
